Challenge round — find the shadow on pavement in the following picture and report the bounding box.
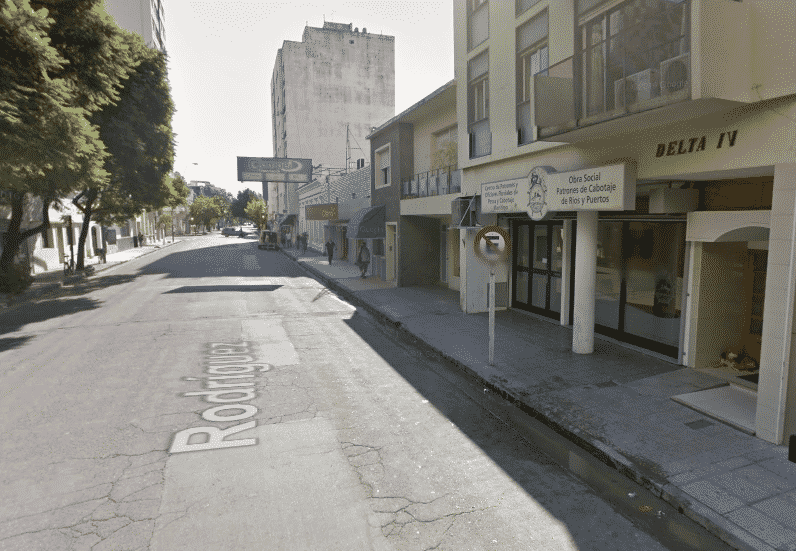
[0,335,35,353]
[136,243,307,279]
[0,297,102,333]
[164,285,282,294]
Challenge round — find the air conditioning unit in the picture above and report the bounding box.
[660,53,690,96]
[452,196,480,227]
[614,68,657,107]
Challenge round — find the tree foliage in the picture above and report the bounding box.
[189,195,228,231]
[72,30,175,267]
[231,188,261,220]
[244,198,269,230]
[0,0,134,275]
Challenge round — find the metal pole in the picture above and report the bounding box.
[489,270,495,366]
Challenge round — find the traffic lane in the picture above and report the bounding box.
[280,309,675,550]
[0,237,373,550]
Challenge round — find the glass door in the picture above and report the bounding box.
[513,221,567,319]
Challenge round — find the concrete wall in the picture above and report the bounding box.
[399,216,440,286]
[687,241,748,369]
[371,123,412,225]
[757,163,796,445]
[273,23,395,169]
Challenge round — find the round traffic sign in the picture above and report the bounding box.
[474,225,511,266]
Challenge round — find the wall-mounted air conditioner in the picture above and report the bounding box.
[452,196,480,227]
[614,68,658,107]
[660,53,690,96]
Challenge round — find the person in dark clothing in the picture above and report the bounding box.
[302,234,308,254]
[357,243,371,278]
[325,240,336,264]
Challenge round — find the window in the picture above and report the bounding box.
[517,0,542,16]
[375,145,391,189]
[468,50,491,157]
[432,125,458,170]
[468,0,489,51]
[516,10,548,145]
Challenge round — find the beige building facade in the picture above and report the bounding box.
[452,0,796,444]
[270,22,395,237]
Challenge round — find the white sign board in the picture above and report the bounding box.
[481,178,526,214]
[480,164,636,221]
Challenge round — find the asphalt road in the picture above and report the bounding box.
[0,234,698,550]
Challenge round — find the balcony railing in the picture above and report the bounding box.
[401,167,461,200]
[535,0,691,138]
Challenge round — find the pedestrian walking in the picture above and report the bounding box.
[302,234,308,254]
[325,240,336,264]
[357,242,371,278]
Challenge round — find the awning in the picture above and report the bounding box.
[278,214,297,226]
[346,205,385,239]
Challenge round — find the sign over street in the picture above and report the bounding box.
[237,156,313,183]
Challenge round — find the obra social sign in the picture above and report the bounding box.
[481,163,636,221]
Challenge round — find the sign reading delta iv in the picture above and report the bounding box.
[237,156,313,183]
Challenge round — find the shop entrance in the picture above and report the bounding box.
[595,220,686,358]
[512,221,573,320]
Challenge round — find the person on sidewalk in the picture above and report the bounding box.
[302,234,308,254]
[357,243,370,278]
[325,240,336,265]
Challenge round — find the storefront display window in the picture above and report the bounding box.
[595,220,686,356]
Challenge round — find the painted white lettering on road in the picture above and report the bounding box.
[169,342,273,454]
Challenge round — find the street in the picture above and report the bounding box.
[1,234,703,550]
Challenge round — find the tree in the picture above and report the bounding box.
[244,198,269,230]
[0,0,131,276]
[231,188,261,220]
[189,196,225,232]
[72,30,175,268]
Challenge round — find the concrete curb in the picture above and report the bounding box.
[283,250,769,551]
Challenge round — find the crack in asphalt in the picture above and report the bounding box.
[0,450,170,550]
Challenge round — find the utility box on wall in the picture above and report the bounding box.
[649,188,698,214]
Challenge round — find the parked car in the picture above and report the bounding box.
[258,230,279,250]
[222,227,246,237]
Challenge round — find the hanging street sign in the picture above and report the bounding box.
[237,157,313,183]
[474,225,511,267]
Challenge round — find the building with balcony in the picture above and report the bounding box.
[270,22,395,243]
[454,0,796,445]
[367,80,462,286]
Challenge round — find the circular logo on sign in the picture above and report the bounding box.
[527,167,554,221]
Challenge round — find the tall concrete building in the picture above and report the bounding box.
[103,0,166,53]
[269,22,395,224]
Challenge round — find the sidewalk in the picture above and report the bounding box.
[1,238,183,307]
[282,247,796,551]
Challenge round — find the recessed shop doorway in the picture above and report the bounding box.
[512,220,575,320]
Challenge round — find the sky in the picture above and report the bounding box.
[166,0,454,198]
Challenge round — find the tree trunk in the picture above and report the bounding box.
[0,192,51,274]
[75,188,98,270]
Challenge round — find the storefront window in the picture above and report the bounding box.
[595,221,622,330]
[624,222,684,347]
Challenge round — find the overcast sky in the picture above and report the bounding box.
[166,0,454,198]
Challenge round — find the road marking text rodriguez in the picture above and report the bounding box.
[169,342,271,453]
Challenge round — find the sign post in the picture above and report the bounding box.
[474,225,511,365]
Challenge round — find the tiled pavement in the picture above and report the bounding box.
[283,246,796,551]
